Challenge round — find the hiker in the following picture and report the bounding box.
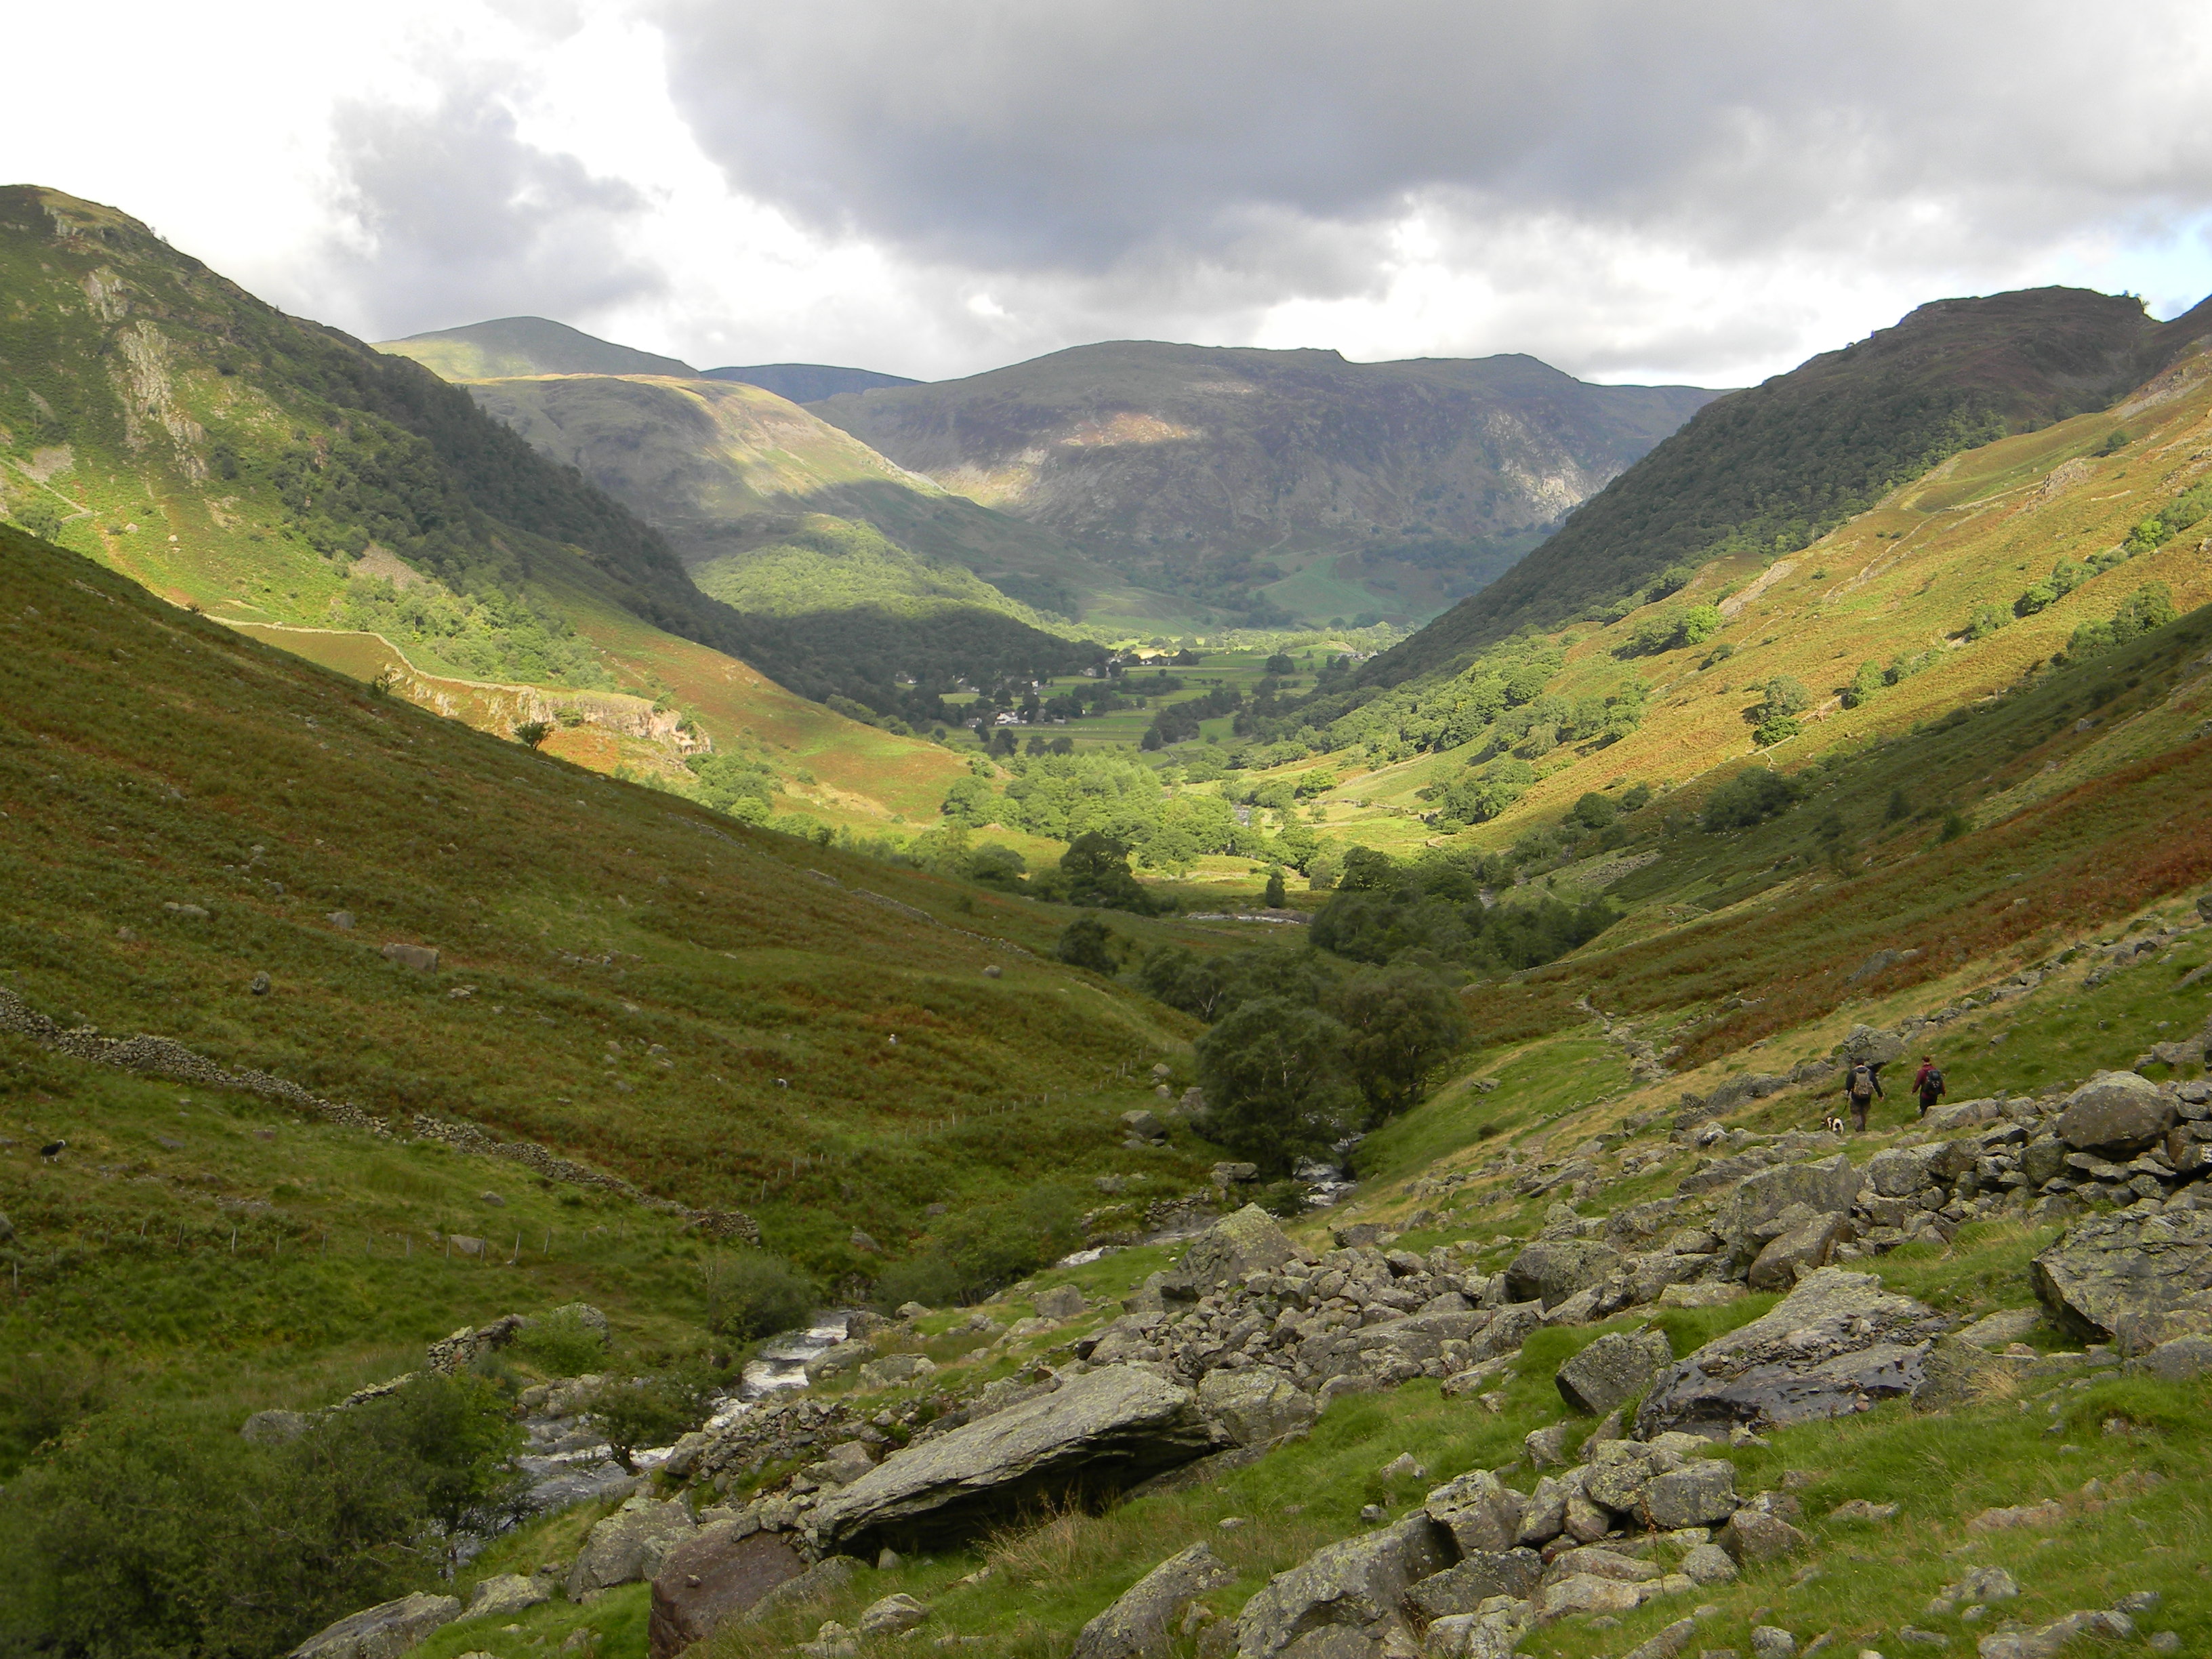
[1912,1054,1946,1118]
[1841,1058,1885,1132]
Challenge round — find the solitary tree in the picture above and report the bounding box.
[1331,966,1470,1118]
[1263,867,1287,907]
[1056,914,1118,973]
[513,720,554,750]
[1194,998,1357,1174]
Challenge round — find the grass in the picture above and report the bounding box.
[0,531,1242,1344]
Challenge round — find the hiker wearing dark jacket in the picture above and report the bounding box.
[1841,1059,1885,1132]
[1912,1055,1946,1118]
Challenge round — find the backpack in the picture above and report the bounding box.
[1849,1064,1875,1101]
[1922,1067,1946,1098]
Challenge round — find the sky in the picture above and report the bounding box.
[11,0,2212,388]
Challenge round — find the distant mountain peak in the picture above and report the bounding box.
[376,316,697,382]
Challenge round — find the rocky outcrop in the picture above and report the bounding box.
[1635,1269,1948,1437]
[569,1498,697,1599]
[2032,1208,2212,1347]
[806,1366,1220,1551]
[1504,1240,1624,1309]
[1071,1542,1234,1659]
[287,1595,459,1659]
[649,1530,806,1659]
[1233,1515,1449,1659]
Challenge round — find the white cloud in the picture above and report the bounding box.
[8,0,2211,385]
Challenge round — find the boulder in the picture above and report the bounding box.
[2135,1334,2212,1380]
[380,942,439,974]
[857,1594,930,1637]
[1555,1328,1674,1417]
[1679,1543,1737,1585]
[807,1365,1219,1551]
[1166,1206,1305,1297]
[1424,1469,1525,1554]
[1639,1461,1738,1529]
[569,1498,696,1600]
[1197,1370,1315,1447]
[1864,1144,1944,1197]
[1404,1550,1543,1620]
[1955,1308,2042,1348]
[1071,1542,1235,1659]
[2055,1071,2175,1153]
[1233,1515,1450,1659]
[466,1576,548,1620]
[1503,1240,1624,1309]
[288,1595,459,1659]
[1839,1025,1904,1065]
[1746,1211,1853,1292]
[1536,1574,1645,1622]
[1035,1285,1088,1319]
[1540,1547,1656,1586]
[1635,1269,1946,1437]
[1912,1336,2013,1412]
[1717,1509,1809,1564]
[804,1339,874,1384]
[2032,1209,2212,1343]
[1714,1156,1858,1261]
[739,1557,861,1628]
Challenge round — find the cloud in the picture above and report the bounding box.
[632,0,2212,376]
[317,70,665,340]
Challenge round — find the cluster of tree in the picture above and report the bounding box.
[1304,846,1618,973]
[941,748,1317,874]
[1746,675,1812,746]
[2066,581,2178,660]
[1613,600,1723,658]
[338,575,612,689]
[0,1375,523,1659]
[1128,939,1471,1173]
[1143,682,1244,747]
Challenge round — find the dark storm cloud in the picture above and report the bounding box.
[321,77,664,339]
[651,0,2212,283]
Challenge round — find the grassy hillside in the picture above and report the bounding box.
[0,526,1216,1323]
[809,342,1721,628]
[377,316,697,380]
[1372,284,2212,685]
[1261,336,2212,882]
[0,184,1000,823]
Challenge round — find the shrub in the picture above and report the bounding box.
[1571,792,1617,830]
[873,1252,965,1312]
[1753,714,1803,747]
[1963,602,2009,641]
[587,1365,718,1473]
[1701,769,1799,832]
[1841,661,1885,708]
[512,719,553,749]
[0,1376,523,1659]
[1056,914,1119,973]
[513,1308,609,1375]
[705,1252,817,1344]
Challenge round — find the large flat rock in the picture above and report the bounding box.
[807,1365,1219,1551]
[288,1595,459,1659]
[2033,1208,2212,1345]
[649,1529,804,1659]
[1633,1268,1946,1437]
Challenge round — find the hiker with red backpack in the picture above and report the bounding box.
[1912,1054,1946,1118]
[1841,1057,1885,1132]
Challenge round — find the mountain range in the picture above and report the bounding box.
[808,342,1721,624]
